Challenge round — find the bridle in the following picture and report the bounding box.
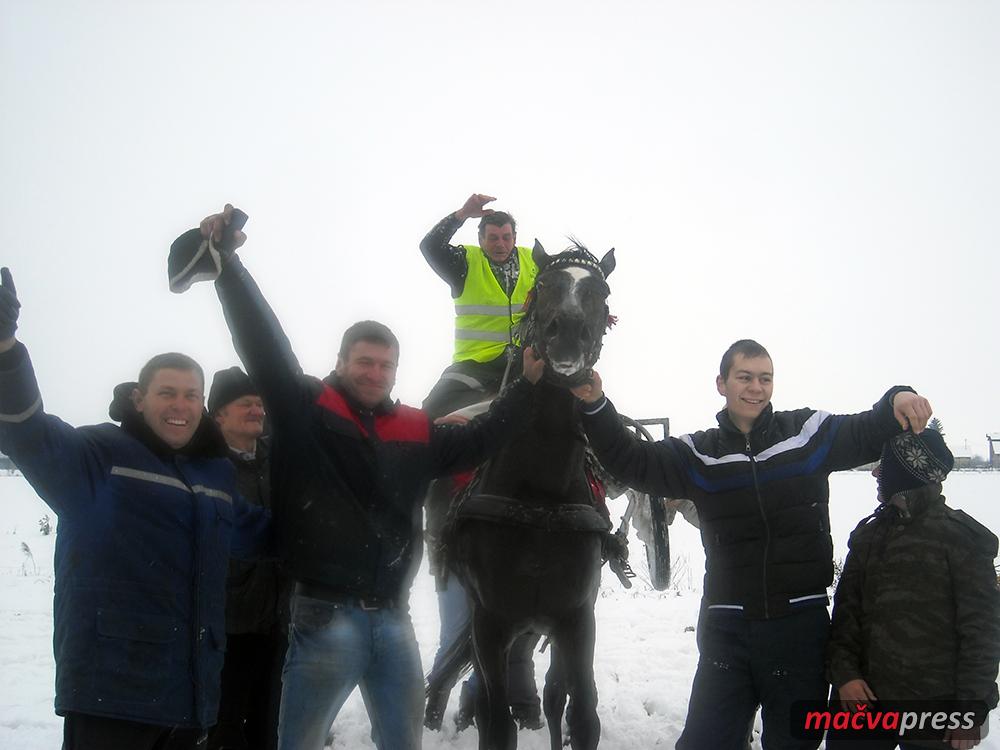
[518,249,611,388]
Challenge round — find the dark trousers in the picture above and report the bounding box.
[422,357,515,420]
[676,605,830,750]
[63,712,205,750]
[207,631,286,750]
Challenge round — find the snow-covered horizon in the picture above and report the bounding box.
[2,473,998,749]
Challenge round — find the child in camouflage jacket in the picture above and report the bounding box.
[827,430,1000,749]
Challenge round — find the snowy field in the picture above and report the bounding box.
[1,471,998,749]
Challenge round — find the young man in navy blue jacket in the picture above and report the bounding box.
[571,339,933,750]
[0,268,272,750]
[172,206,544,750]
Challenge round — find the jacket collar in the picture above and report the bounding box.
[886,482,944,521]
[716,403,775,443]
[120,408,230,460]
[109,381,229,460]
[323,372,397,417]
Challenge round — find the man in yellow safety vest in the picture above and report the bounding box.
[419,193,539,419]
[419,193,544,732]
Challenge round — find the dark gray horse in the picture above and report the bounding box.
[432,241,616,750]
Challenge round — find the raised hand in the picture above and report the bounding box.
[455,193,497,222]
[892,391,933,433]
[199,204,248,252]
[0,267,21,347]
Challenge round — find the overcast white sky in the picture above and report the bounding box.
[2,1,997,456]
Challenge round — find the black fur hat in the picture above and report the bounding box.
[208,367,257,415]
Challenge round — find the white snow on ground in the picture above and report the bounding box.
[1,472,998,749]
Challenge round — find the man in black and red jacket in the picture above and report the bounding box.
[571,339,934,750]
[172,205,543,750]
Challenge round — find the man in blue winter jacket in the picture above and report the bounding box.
[0,267,272,750]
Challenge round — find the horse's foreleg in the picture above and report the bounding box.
[472,608,516,750]
[542,642,568,750]
[559,609,600,750]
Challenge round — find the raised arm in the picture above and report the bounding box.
[419,193,496,296]
[189,207,312,430]
[572,371,692,499]
[0,269,101,514]
[822,387,930,472]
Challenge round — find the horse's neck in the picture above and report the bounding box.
[475,381,590,504]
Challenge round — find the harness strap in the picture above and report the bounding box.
[455,494,612,534]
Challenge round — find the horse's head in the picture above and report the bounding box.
[522,240,616,387]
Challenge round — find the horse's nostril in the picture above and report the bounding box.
[545,319,559,339]
[580,326,593,343]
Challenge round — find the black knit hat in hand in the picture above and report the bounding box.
[879,429,954,499]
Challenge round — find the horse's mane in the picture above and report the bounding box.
[540,239,606,277]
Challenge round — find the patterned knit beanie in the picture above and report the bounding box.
[878,429,954,499]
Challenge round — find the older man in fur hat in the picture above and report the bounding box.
[206,367,289,750]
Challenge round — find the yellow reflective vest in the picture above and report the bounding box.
[453,245,538,363]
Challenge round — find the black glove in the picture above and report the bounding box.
[0,267,20,340]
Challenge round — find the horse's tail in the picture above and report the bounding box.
[424,621,475,699]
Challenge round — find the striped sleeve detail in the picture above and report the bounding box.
[110,466,232,504]
[111,466,191,491]
[191,485,233,504]
[680,411,841,493]
[0,394,42,423]
[680,410,833,468]
[0,343,43,423]
[580,397,608,416]
[680,434,750,466]
[754,411,832,462]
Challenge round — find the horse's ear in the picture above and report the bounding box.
[599,248,616,278]
[532,239,551,269]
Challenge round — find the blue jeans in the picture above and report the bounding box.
[278,594,423,750]
[430,574,473,683]
[676,605,830,750]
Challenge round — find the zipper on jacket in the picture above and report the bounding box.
[746,434,771,619]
